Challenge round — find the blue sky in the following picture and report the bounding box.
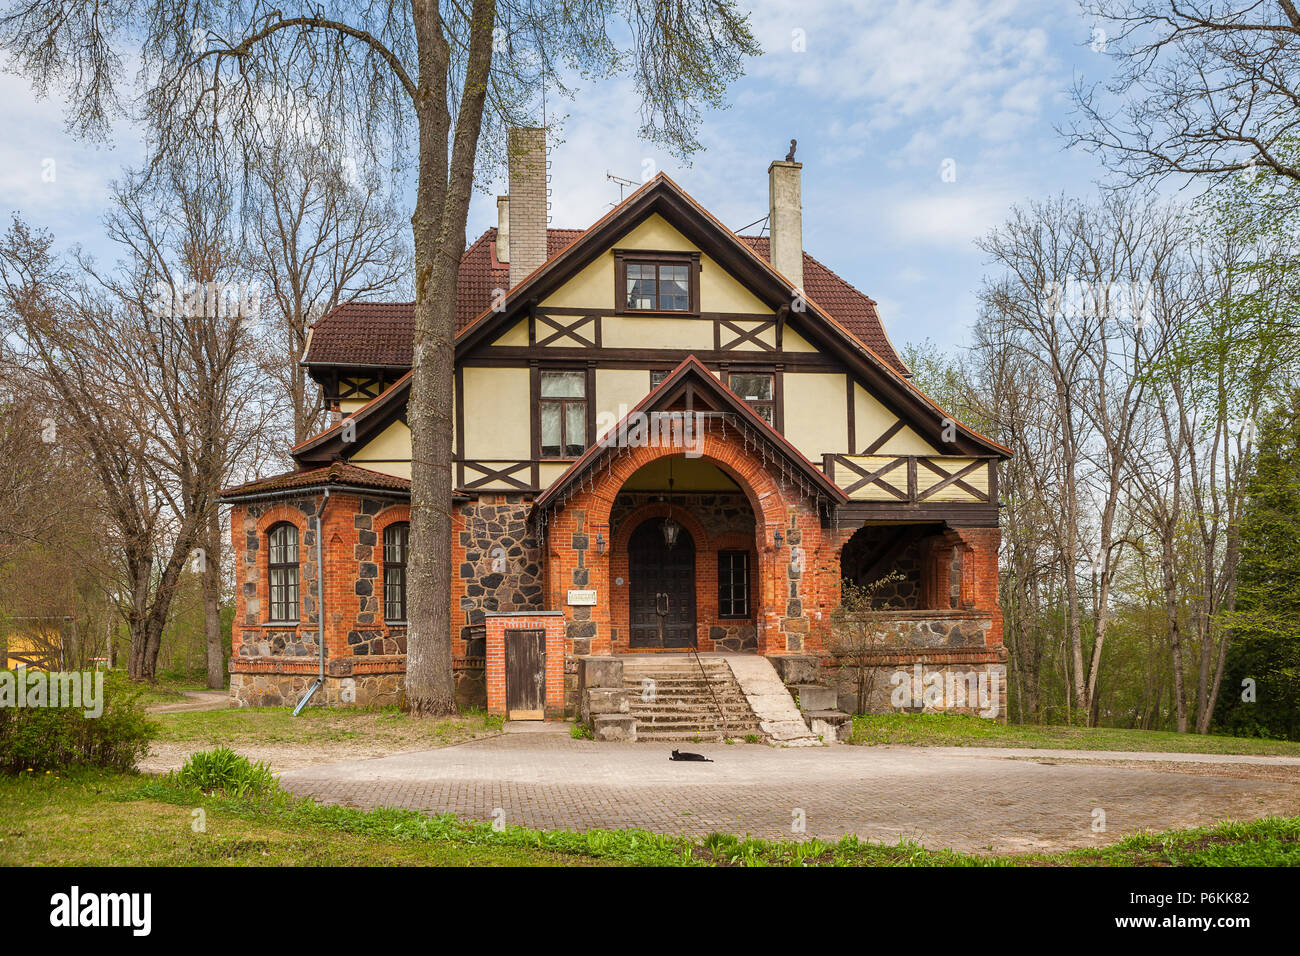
[3,0,1117,353]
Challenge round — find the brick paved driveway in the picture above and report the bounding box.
[278,727,1300,853]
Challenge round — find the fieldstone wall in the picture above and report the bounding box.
[708,621,758,652]
[229,671,404,708]
[833,610,991,649]
[821,661,1007,719]
[454,495,545,658]
[610,492,755,538]
[824,610,1005,718]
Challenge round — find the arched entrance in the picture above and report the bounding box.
[627,518,697,648]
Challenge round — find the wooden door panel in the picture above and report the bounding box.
[505,628,545,719]
[627,519,696,649]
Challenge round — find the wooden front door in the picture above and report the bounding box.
[504,628,546,719]
[628,519,697,649]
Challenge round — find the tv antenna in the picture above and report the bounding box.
[606,170,639,206]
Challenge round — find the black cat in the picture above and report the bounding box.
[670,749,713,762]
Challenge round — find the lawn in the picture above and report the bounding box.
[849,713,1300,756]
[2,769,1296,867]
[152,705,504,750]
[133,669,213,707]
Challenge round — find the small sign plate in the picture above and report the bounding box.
[567,589,597,606]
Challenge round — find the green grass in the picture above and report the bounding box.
[2,769,1295,867]
[849,713,1300,756]
[133,669,213,706]
[153,705,504,750]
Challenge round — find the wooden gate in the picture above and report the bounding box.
[504,628,546,720]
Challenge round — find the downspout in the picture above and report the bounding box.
[293,488,330,715]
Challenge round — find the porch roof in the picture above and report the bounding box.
[219,461,411,502]
[534,356,848,511]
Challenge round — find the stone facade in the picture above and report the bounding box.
[823,603,1007,719]
[225,465,1003,720]
[452,495,545,658]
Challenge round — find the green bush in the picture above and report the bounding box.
[0,670,154,773]
[175,747,278,797]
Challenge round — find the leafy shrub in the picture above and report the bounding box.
[570,722,593,740]
[0,670,154,773]
[175,747,278,797]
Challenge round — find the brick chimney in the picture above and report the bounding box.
[495,195,510,264]
[767,159,803,291]
[507,127,547,287]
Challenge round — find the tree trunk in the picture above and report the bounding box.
[1161,532,1188,732]
[204,509,225,689]
[403,0,495,717]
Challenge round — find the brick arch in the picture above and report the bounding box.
[251,502,317,627]
[372,504,412,625]
[585,433,790,535]
[609,500,711,555]
[548,426,826,656]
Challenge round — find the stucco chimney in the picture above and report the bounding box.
[508,127,547,287]
[768,159,803,291]
[495,195,510,264]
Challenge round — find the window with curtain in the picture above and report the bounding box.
[540,370,587,458]
[728,372,775,426]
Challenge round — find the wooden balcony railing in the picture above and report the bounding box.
[821,454,997,504]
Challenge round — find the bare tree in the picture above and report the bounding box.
[1069,1,1300,185]
[0,0,760,714]
[248,142,411,448]
[100,160,273,687]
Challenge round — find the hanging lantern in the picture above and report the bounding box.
[661,513,681,549]
[661,457,681,548]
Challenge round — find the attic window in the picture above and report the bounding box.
[614,251,700,314]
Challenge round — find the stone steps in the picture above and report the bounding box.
[620,658,760,741]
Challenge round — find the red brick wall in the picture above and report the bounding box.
[541,418,835,657]
[484,612,566,718]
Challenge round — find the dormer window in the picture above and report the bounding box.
[614,251,700,314]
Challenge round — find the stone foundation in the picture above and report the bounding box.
[229,670,404,708]
[821,660,1007,719]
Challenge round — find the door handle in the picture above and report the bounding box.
[656,592,669,617]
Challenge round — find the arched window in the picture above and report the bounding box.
[384,522,410,622]
[267,523,300,622]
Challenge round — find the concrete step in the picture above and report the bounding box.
[790,684,839,712]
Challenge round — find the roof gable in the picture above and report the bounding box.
[535,356,847,510]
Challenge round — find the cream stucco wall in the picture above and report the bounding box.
[539,213,772,322]
[853,382,938,455]
[595,369,652,440]
[462,366,531,459]
[783,372,850,460]
[349,419,413,479]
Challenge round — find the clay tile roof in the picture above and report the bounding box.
[303,227,908,375]
[305,230,583,369]
[736,236,907,374]
[219,461,410,500]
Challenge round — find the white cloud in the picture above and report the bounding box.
[877,183,1019,249]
